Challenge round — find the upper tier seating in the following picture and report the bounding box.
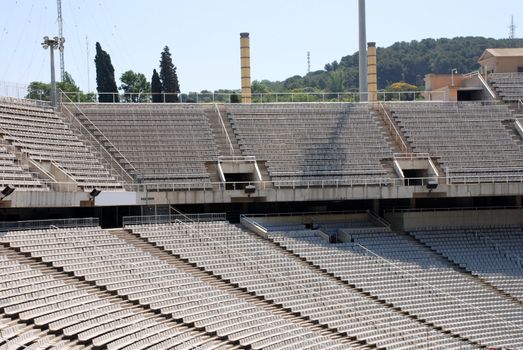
[226,103,395,187]
[0,99,121,191]
[76,104,219,189]
[389,102,523,181]
[0,142,47,191]
[489,73,523,103]
[0,226,347,350]
[268,225,523,349]
[412,227,523,303]
[129,220,472,349]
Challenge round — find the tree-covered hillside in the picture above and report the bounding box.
[254,37,523,93]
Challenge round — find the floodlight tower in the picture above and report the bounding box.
[42,36,65,107]
[358,0,368,102]
[57,0,65,81]
[509,15,516,39]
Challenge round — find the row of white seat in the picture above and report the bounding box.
[1,227,348,350]
[130,221,470,350]
[0,252,220,350]
[268,227,523,349]
[412,228,523,302]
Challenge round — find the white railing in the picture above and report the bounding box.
[239,215,269,237]
[122,211,226,226]
[149,210,434,350]
[0,217,99,232]
[393,153,430,160]
[378,102,408,153]
[18,172,523,193]
[462,70,480,79]
[354,242,521,333]
[477,73,497,99]
[366,210,391,229]
[60,90,449,104]
[518,99,523,110]
[0,81,31,100]
[214,103,234,157]
[59,92,136,187]
[0,95,50,108]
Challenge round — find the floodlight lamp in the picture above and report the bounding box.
[1,185,15,199]
[89,188,101,200]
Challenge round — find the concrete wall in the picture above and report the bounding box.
[385,208,523,231]
[4,181,523,207]
[10,191,89,207]
[425,74,465,91]
[481,56,523,74]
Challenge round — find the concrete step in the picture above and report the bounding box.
[0,243,234,349]
[204,105,242,157]
[112,229,359,347]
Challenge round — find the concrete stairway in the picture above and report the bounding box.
[204,105,242,158]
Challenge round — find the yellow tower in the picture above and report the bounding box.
[240,33,252,103]
[367,42,378,103]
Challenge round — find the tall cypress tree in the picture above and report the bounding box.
[94,42,119,103]
[159,46,180,103]
[151,69,163,103]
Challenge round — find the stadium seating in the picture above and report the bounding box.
[0,227,348,350]
[130,220,474,349]
[489,73,523,103]
[226,103,395,187]
[389,101,523,181]
[267,225,523,349]
[75,104,219,189]
[0,142,47,191]
[412,227,523,303]
[0,251,221,350]
[0,99,121,191]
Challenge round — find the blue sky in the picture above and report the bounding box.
[0,0,520,94]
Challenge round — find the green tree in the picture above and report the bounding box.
[95,42,119,103]
[151,69,163,103]
[120,70,150,102]
[159,46,180,102]
[26,72,94,102]
[385,81,419,101]
[250,36,523,92]
[26,82,50,101]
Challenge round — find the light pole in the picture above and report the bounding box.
[451,68,458,87]
[41,36,65,107]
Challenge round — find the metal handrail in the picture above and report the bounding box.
[0,217,99,232]
[62,90,449,104]
[214,103,234,157]
[2,172,523,194]
[393,152,430,160]
[366,210,391,229]
[354,242,521,332]
[59,91,136,185]
[161,210,428,348]
[378,101,408,153]
[477,72,497,99]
